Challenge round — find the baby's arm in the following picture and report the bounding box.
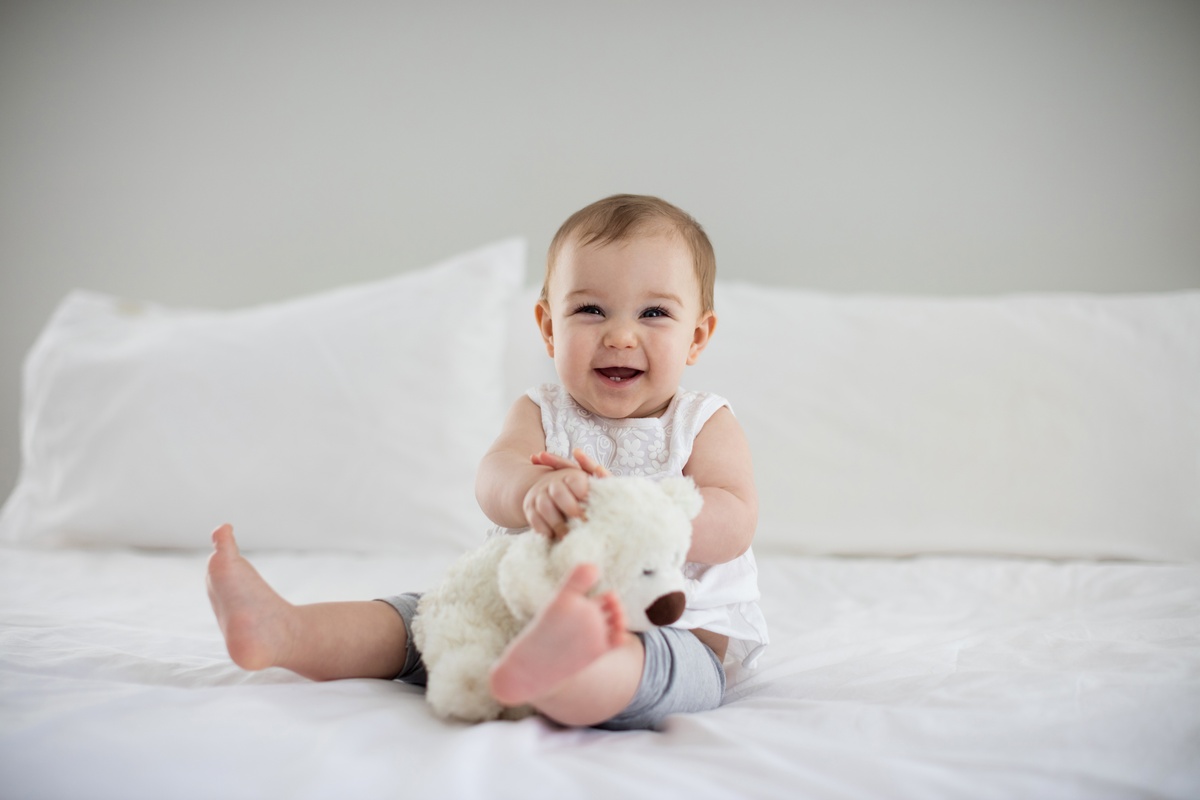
[476,396,591,538]
[682,406,758,564]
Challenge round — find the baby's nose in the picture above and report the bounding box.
[603,323,637,348]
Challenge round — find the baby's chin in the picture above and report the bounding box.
[571,389,673,421]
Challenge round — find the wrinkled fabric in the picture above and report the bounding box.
[2,547,1198,800]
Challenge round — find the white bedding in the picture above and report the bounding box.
[3,249,1197,798]
[3,545,1198,800]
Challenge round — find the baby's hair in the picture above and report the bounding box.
[543,194,716,313]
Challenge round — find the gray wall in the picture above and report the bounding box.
[2,1,1199,497]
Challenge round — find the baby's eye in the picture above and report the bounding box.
[573,304,603,316]
[641,306,670,319]
[642,569,657,577]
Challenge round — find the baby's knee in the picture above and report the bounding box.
[595,628,726,731]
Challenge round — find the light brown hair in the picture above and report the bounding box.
[543,194,716,313]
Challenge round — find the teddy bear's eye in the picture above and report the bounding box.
[642,569,656,577]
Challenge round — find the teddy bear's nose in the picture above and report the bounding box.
[645,591,686,626]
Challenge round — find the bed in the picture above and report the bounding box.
[2,240,1198,800]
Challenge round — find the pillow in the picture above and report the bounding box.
[0,239,526,554]
[687,286,1200,561]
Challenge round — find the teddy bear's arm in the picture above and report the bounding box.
[496,533,562,623]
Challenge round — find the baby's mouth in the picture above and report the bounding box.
[596,367,644,383]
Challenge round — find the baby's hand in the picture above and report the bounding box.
[523,449,610,539]
[531,449,611,479]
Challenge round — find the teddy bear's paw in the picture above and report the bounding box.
[499,704,536,721]
[426,649,506,723]
[427,683,504,723]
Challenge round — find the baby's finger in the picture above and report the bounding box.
[531,452,578,471]
[549,517,571,541]
[573,449,611,478]
[529,511,555,539]
[529,507,568,540]
[533,493,571,538]
[548,479,584,521]
[523,493,553,537]
[526,504,559,539]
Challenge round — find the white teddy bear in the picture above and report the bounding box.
[411,475,702,723]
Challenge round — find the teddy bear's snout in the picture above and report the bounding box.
[645,591,686,626]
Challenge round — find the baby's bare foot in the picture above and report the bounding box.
[488,563,627,706]
[206,524,296,671]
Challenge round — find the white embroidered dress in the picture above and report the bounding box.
[514,383,769,668]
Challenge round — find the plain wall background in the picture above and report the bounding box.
[2,0,1198,498]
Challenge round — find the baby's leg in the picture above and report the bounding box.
[206,524,407,680]
[488,563,645,727]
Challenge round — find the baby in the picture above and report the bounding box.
[206,194,769,730]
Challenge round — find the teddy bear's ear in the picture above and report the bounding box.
[657,477,704,520]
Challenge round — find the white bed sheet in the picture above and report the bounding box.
[2,545,1198,800]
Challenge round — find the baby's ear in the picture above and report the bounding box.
[535,301,555,358]
[686,311,716,365]
[658,477,704,520]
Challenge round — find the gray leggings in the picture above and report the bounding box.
[380,593,726,731]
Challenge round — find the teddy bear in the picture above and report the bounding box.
[411,475,703,723]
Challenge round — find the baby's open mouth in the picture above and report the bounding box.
[596,367,643,383]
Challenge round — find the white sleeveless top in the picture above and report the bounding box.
[521,383,769,668]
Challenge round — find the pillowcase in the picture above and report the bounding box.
[687,286,1200,561]
[0,239,526,554]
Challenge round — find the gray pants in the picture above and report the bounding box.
[380,593,726,731]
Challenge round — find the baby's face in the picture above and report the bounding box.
[538,233,714,419]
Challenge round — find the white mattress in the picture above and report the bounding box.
[2,546,1199,800]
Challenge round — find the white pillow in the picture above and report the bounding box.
[0,239,526,554]
[687,286,1200,561]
